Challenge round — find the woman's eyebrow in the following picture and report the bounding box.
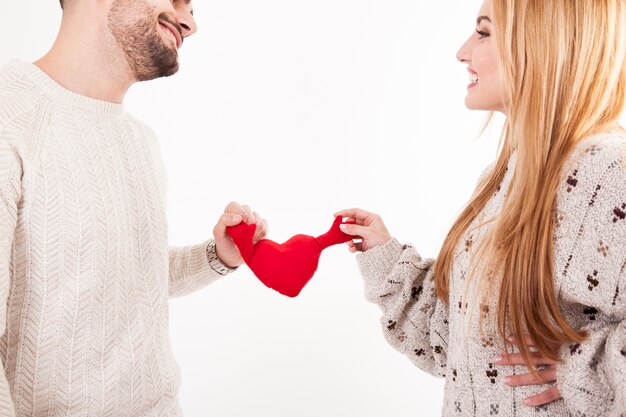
[476,16,492,25]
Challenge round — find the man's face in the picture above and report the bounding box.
[107,0,196,81]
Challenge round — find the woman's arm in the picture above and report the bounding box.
[337,208,449,377]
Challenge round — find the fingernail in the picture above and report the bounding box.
[504,376,511,384]
[494,355,503,363]
[232,215,242,222]
[339,224,347,230]
[523,398,532,406]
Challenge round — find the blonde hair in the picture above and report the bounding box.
[434,0,626,372]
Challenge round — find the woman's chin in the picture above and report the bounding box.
[464,97,482,111]
[464,97,506,114]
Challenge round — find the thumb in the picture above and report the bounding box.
[339,223,368,238]
[214,213,244,238]
[222,213,243,227]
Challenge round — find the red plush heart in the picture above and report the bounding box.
[226,216,353,297]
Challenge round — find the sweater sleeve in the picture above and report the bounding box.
[168,241,231,298]
[0,133,20,416]
[357,238,449,377]
[134,122,235,298]
[555,138,626,417]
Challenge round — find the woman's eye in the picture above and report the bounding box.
[476,29,490,39]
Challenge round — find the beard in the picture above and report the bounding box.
[107,0,182,81]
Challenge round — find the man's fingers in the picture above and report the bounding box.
[253,217,268,242]
[221,213,243,228]
[251,211,261,232]
[224,202,255,224]
[241,205,254,224]
[504,368,557,387]
[523,386,561,407]
[224,201,242,214]
[495,353,557,366]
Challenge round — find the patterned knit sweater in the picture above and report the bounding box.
[357,130,626,417]
[0,61,229,416]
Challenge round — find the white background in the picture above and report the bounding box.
[2,0,625,416]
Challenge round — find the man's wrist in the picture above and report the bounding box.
[206,240,238,276]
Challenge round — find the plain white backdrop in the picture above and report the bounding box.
[2,0,625,416]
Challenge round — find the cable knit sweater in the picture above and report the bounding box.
[357,130,626,416]
[0,61,230,416]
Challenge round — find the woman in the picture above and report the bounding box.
[337,0,626,415]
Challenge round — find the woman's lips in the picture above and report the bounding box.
[467,68,479,89]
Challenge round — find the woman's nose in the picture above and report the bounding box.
[456,37,472,63]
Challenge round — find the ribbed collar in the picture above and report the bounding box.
[6,60,126,118]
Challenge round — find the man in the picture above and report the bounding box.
[0,0,267,415]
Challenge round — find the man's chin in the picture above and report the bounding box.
[135,59,180,82]
[160,61,180,78]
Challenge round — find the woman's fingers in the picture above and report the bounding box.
[508,334,561,353]
[508,335,536,347]
[495,352,557,366]
[504,368,557,386]
[334,208,373,221]
[499,334,563,407]
[342,217,365,226]
[339,223,369,238]
[346,240,363,253]
[523,386,562,407]
[336,208,391,251]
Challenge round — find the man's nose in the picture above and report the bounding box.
[178,14,197,38]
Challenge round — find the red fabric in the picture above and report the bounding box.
[226,216,353,297]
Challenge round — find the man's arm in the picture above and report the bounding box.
[168,202,268,298]
[0,132,21,416]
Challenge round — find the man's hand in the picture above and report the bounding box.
[213,202,268,268]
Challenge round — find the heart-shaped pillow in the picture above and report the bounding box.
[226,216,353,297]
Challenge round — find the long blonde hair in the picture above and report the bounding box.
[434,0,626,371]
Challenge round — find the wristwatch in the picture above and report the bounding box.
[206,240,238,276]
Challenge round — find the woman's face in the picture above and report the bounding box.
[456,0,507,113]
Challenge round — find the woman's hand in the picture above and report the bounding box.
[334,208,392,252]
[495,335,562,407]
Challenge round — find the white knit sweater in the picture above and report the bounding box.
[0,61,228,416]
[357,130,626,416]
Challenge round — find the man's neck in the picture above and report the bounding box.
[35,15,135,104]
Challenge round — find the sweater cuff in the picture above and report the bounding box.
[169,241,229,297]
[356,238,405,291]
[206,240,239,276]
